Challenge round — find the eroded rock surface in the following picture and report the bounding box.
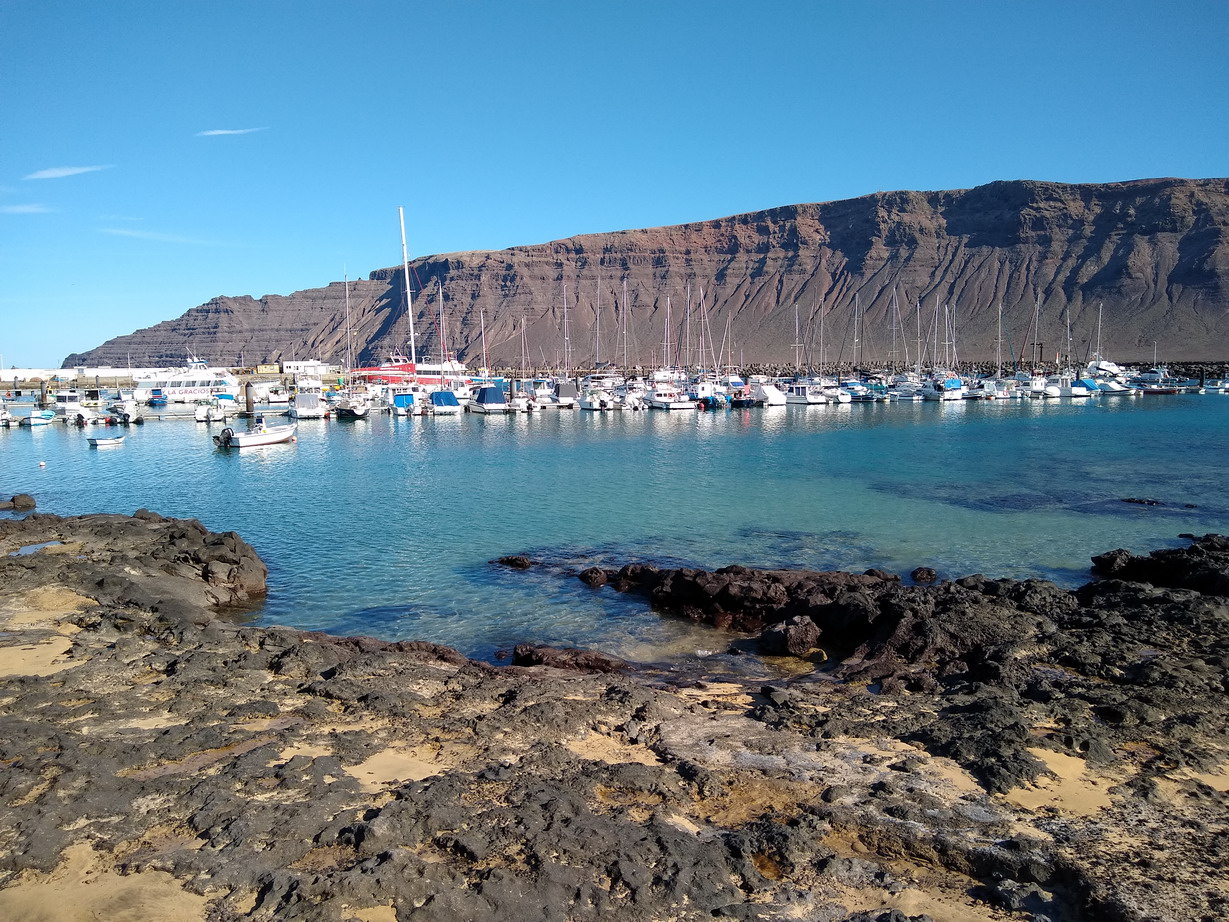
[0,514,1225,921]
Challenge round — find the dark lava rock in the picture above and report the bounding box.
[910,566,938,584]
[495,554,534,569]
[7,493,36,511]
[578,566,609,587]
[759,615,821,656]
[4,518,1227,922]
[512,643,628,673]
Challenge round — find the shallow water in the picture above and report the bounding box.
[3,394,1227,670]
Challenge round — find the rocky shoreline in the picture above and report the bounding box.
[1,509,1226,921]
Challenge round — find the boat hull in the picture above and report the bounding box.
[213,424,297,448]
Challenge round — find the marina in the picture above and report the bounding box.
[2,390,1226,673]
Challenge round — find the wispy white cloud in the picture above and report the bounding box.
[197,127,269,136]
[101,227,221,246]
[24,165,112,180]
[1,204,51,214]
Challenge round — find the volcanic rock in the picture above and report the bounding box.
[65,178,1229,369]
[1,516,1227,921]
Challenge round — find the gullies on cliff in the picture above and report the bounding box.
[0,509,1225,921]
[65,177,1229,370]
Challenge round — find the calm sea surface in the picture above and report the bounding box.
[3,395,1227,675]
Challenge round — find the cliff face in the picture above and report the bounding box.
[64,177,1229,369]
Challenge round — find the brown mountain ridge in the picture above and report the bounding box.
[64,177,1229,370]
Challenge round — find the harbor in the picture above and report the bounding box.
[3,383,1225,670]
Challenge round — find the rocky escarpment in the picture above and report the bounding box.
[66,177,1229,369]
[0,513,1226,921]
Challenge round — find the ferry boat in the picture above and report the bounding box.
[132,357,240,405]
[350,353,473,391]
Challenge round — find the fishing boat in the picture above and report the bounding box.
[86,435,124,447]
[213,418,297,449]
[18,410,55,427]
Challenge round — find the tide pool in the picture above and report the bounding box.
[2,394,1226,671]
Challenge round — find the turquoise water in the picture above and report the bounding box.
[3,395,1227,671]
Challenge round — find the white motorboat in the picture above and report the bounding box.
[646,384,695,410]
[428,390,464,415]
[19,410,55,427]
[213,419,297,448]
[784,382,827,405]
[750,381,788,406]
[578,388,620,411]
[468,385,511,414]
[920,375,966,401]
[288,378,330,419]
[332,393,371,419]
[194,398,231,422]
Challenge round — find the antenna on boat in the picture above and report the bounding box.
[399,207,417,366]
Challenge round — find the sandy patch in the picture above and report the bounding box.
[0,842,209,921]
[0,586,95,630]
[278,741,335,762]
[346,745,449,792]
[353,907,397,922]
[1186,761,1229,792]
[840,882,1009,922]
[0,635,76,677]
[674,682,756,708]
[923,755,984,795]
[566,730,662,766]
[1002,748,1127,815]
[662,813,704,836]
[79,714,186,733]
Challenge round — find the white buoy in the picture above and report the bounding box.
[38,461,46,467]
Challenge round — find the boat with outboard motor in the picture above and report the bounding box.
[212,417,297,449]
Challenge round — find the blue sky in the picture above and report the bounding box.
[2,0,1226,368]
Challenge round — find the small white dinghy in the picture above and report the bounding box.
[87,435,125,447]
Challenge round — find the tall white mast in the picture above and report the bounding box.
[562,282,571,376]
[793,304,802,373]
[1095,302,1103,362]
[344,273,354,370]
[995,302,1003,377]
[398,207,417,365]
[437,280,447,364]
